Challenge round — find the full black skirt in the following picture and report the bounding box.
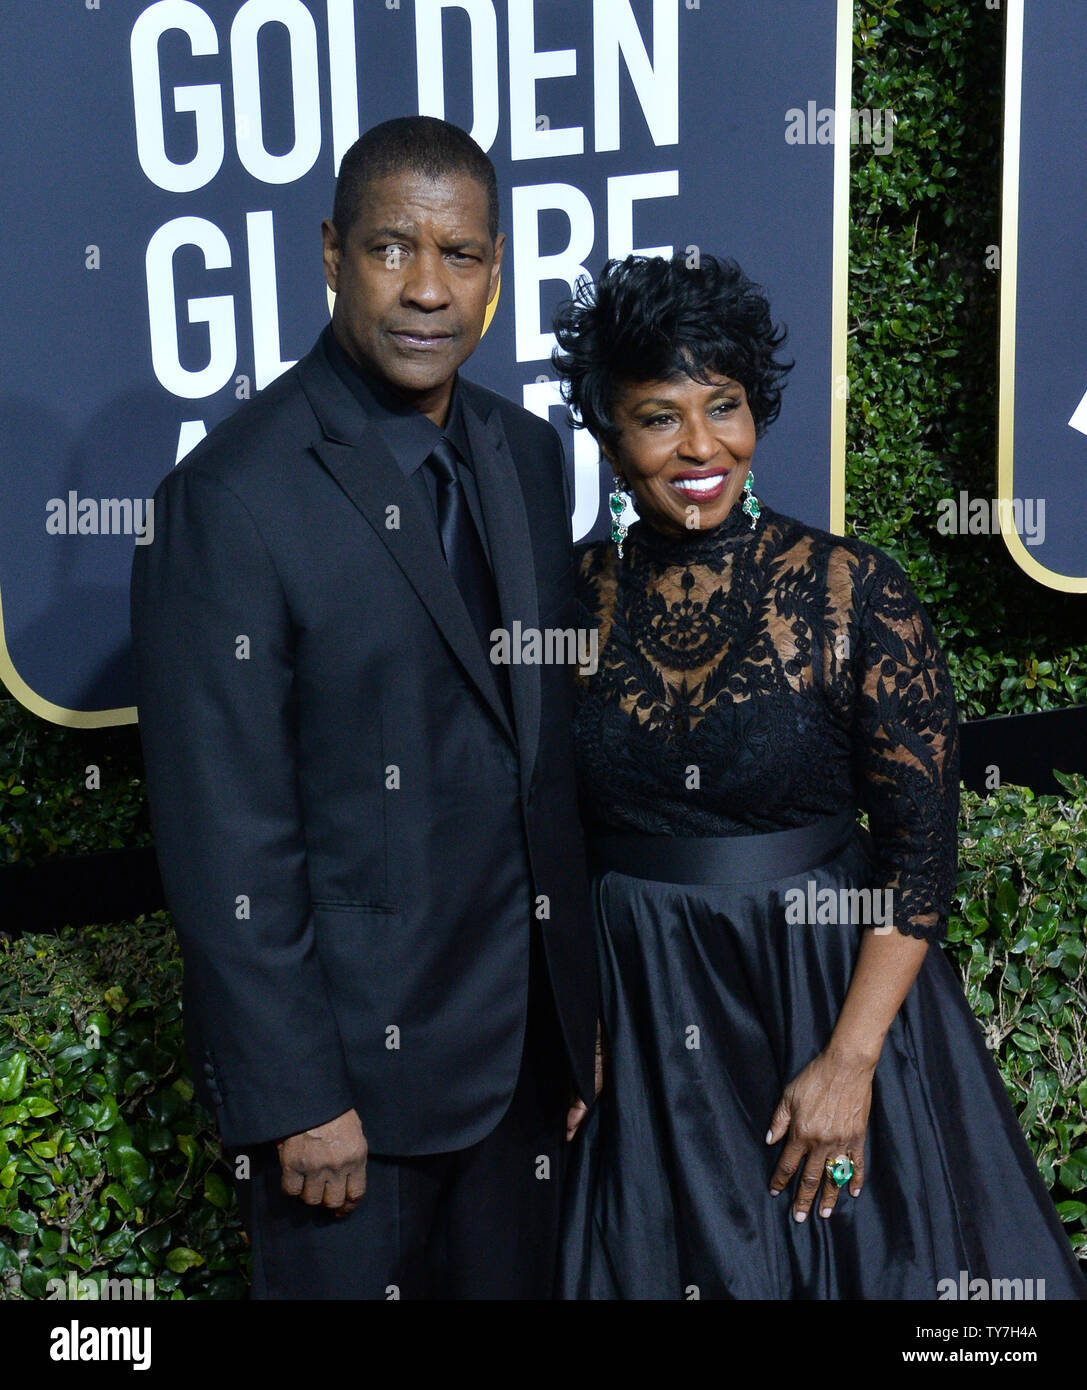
[556,826,1087,1300]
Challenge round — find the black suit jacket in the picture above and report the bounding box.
[130,332,599,1155]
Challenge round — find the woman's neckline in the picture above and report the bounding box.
[626,498,769,565]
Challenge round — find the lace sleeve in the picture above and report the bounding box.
[851,549,961,941]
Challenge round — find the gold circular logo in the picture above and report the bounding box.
[482,274,500,336]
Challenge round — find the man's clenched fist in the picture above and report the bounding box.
[276,1108,369,1217]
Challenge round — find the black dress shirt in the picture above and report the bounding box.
[322,325,494,566]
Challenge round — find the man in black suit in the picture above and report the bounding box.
[130,116,600,1299]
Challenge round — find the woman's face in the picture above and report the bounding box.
[603,372,757,539]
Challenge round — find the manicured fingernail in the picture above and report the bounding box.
[765,1130,774,1143]
[769,1187,780,1197]
[793,1210,807,1223]
[850,1186,860,1197]
[820,1207,832,1218]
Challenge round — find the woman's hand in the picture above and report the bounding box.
[765,1047,874,1222]
[566,1019,606,1141]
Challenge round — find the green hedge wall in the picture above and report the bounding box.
[0,921,247,1299]
[1,704,148,868]
[847,1,1086,717]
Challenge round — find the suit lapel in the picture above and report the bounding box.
[298,346,515,743]
[463,391,541,786]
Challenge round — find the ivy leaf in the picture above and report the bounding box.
[0,1054,28,1103]
[4,1208,38,1236]
[103,986,129,1013]
[203,1172,231,1210]
[106,1126,150,1187]
[89,1096,120,1133]
[1060,1150,1087,1190]
[20,1265,48,1298]
[99,1229,134,1260]
[102,1182,134,1215]
[993,878,1019,929]
[164,1247,204,1273]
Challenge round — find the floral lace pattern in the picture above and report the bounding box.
[574,502,960,940]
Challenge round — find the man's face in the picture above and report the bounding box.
[321,170,503,423]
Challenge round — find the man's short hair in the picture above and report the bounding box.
[332,116,500,246]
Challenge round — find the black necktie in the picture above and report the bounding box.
[424,438,510,710]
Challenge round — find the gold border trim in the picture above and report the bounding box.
[998,0,1087,592]
[0,585,137,727]
[830,0,853,534]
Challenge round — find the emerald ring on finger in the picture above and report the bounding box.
[825,1154,854,1188]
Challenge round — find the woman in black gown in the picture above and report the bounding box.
[554,253,1087,1300]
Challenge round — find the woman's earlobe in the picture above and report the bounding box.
[603,450,627,490]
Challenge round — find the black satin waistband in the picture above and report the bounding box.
[588,809,858,886]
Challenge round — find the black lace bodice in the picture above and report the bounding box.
[574,501,961,941]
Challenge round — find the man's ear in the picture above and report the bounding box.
[321,219,341,294]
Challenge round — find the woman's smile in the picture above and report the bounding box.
[668,468,731,502]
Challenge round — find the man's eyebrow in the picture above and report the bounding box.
[366,225,416,241]
[362,228,488,251]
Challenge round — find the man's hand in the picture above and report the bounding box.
[566,1019,605,1142]
[276,1108,369,1217]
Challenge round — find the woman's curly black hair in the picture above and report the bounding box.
[551,253,793,449]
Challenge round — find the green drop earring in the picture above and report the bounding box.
[609,476,630,557]
[742,470,761,528]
